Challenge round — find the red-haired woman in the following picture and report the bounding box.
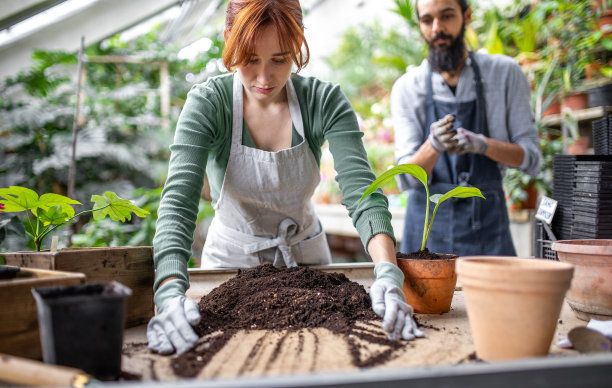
[147,0,423,355]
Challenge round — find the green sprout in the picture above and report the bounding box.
[0,186,150,251]
[360,164,485,251]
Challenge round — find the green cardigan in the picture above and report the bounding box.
[153,73,395,306]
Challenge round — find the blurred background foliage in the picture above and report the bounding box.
[1,0,610,254]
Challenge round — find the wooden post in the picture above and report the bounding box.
[160,60,170,131]
[68,36,85,201]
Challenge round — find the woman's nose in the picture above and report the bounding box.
[257,63,271,85]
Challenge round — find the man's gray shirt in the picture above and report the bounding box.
[391,51,541,191]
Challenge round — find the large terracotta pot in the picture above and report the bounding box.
[457,257,574,361]
[551,239,612,321]
[396,254,457,314]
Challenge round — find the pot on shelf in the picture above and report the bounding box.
[456,256,574,361]
[551,239,612,321]
[31,281,132,381]
[396,253,458,314]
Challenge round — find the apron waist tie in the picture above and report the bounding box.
[215,218,317,267]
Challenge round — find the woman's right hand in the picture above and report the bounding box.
[147,294,201,354]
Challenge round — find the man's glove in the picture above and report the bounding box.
[428,114,461,154]
[452,128,488,154]
[147,280,201,354]
[370,262,425,341]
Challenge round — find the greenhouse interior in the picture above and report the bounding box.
[0,0,611,387]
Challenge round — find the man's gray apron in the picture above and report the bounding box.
[201,73,332,268]
[400,52,516,256]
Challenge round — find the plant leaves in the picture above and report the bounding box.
[91,192,150,222]
[360,164,428,202]
[0,186,40,212]
[37,205,71,226]
[33,193,81,219]
[431,187,486,205]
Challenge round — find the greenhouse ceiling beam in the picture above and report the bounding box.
[0,0,68,31]
[0,0,180,80]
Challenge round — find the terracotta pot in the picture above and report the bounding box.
[551,239,612,321]
[457,257,574,361]
[562,91,589,111]
[542,100,561,117]
[509,181,539,211]
[396,254,457,314]
[567,136,590,155]
[597,13,612,36]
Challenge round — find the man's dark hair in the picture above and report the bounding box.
[415,0,469,19]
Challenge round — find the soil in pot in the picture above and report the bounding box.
[171,264,413,378]
[396,249,458,314]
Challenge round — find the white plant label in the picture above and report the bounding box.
[535,196,557,225]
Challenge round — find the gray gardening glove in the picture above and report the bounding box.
[147,279,201,355]
[452,128,488,155]
[370,262,425,341]
[428,114,461,154]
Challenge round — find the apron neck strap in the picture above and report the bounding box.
[232,73,306,146]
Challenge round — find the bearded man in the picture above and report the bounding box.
[391,0,540,255]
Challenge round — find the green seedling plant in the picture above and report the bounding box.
[0,186,150,251]
[360,164,485,251]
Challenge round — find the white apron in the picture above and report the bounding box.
[201,73,332,268]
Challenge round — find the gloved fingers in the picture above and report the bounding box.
[169,310,200,353]
[388,307,406,341]
[369,283,386,318]
[401,313,425,340]
[147,319,174,354]
[432,114,456,135]
[381,289,401,334]
[183,297,202,326]
[161,318,196,355]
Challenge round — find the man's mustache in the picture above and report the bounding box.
[431,33,453,42]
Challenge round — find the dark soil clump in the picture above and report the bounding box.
[171,264,409,378]
[397,248,458,260]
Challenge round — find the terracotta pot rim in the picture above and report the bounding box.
[457,256,574,275]
[396,253,458,262]
[551,239,612,255]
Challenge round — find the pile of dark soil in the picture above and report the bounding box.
[171,264,409,378]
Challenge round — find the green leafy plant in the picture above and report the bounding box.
[360,164,485,251]
[0,186,149,251]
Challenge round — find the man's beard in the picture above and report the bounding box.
[427,25,466,72]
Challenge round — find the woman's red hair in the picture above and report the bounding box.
[223,0,310,72]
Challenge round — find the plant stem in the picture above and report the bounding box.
[420,185,430,251]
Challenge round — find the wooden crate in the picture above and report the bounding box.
[2,246,154,328]
[0,267,86,360]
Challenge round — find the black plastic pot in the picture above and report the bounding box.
[588,83,612,108]
[31,281,132,380]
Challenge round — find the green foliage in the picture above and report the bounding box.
[0,186,149,251]
[0,20,225,248]
[360,164,484,251]
[325,20,424,118]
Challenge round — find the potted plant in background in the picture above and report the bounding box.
[361,164,484,314]
[0,186,155,329]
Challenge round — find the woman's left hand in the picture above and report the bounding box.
[370,262,425,341]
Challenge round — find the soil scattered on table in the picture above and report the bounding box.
[171,264,409,378]
[397,248,458,260]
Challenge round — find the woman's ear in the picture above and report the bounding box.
[223,29,229,41]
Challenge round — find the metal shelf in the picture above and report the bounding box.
[540,106,612,128]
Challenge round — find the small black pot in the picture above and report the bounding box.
[31,281,132,380]
[588,83,612,108]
